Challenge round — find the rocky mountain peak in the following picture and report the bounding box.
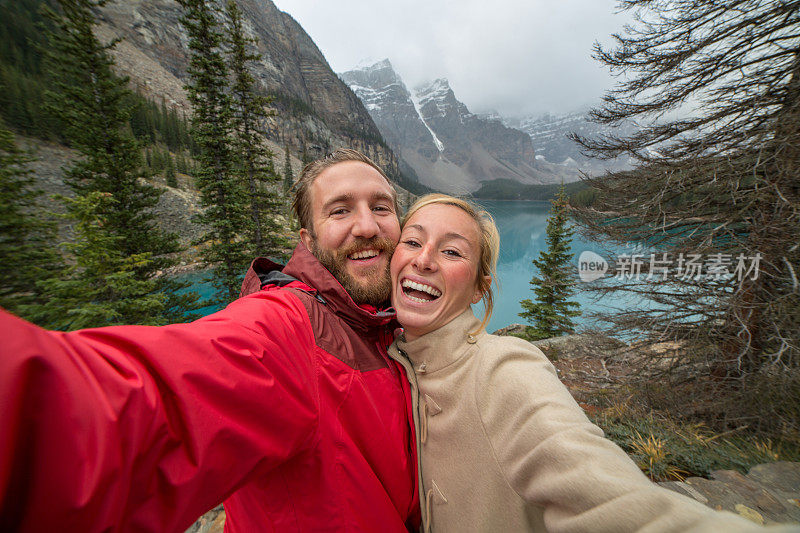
[416,77,451,95]
[340,60,438,161]
[414,78,469,120]
[340,59,405,97]
[368,58,394,71]
[342,65,573,193]
[511,109,635,173]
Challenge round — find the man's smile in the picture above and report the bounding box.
[348,249,380,261]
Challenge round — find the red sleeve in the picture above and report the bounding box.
[0,290,320,533]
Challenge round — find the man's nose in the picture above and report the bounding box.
[351,207,380,238]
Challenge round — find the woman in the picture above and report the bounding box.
[387,194,784,533]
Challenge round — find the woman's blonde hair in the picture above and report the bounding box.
[402,194,500,335]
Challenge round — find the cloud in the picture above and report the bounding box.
[272,0,629,117]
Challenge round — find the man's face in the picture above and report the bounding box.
[299,161,401,305]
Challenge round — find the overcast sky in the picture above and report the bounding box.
[271,0,631,118]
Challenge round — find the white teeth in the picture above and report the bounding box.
[349,249,378,260]
[401,279,442,298]
[406,294,430,304]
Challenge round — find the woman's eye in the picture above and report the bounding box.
[402,239,421,248]
[443,249,462,258]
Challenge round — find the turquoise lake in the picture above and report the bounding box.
[478,200,619,333]
[178,200,630,333]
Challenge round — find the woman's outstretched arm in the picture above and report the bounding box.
[475,336,790,532]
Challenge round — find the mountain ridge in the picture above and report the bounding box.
[341,59,574,194]
[505,110,635,173]
[94,0,413,185]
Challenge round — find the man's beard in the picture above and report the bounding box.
[309,236,396,306]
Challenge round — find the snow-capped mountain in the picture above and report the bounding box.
[341,60,571,194]
[342,59,441,161]
[508,110,635,173]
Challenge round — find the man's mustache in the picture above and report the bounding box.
[337,237,397,259]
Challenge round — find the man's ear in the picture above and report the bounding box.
[472,276,491,304]
[299,228,312,250]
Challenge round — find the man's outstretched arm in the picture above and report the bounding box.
[0,291,320,533]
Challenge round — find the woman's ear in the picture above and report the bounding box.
[472,276,491,304]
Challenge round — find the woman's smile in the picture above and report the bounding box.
[399,275,442,304]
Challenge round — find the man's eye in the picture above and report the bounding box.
[331,208,347,216]
[373,205,391,213]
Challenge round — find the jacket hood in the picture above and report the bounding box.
[241,243,397,334]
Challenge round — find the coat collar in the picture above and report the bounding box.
[243,243,396,334]
[395,307,484,373]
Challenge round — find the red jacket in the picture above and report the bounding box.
[0,243,420,532]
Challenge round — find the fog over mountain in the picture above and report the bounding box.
[503,111,636,173]
[273,0,629,118]
[341,60,574,194]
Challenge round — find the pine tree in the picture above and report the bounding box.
[158,98,169,144]
[176,149,188,175]
[23,192,167,330]
[42,0,155,253]
[0,124,61,316]
[179,0,250,304]
[224,0,282,257]
[570,0,800,434]
[283,144,293,196]
[41,0,199,324]
[182,115,195,154]
[0,0,62,139]
[282,144,296,228]
[519,185,580,340]
[165,150,177,188]
[299,138,311,164]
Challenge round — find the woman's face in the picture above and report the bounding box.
[390,203,484,341]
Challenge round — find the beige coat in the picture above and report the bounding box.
[388,308,797,533]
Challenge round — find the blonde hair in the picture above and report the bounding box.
[402,194,500,335]
[292,148,398,231]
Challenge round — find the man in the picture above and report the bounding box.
[0,149,420,532]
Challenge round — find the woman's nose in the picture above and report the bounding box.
[412,246,437,271]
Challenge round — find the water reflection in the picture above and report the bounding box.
[484,201,550,264]
[480,200,585,332]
